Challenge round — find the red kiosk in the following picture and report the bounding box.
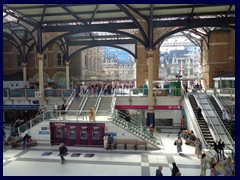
[50,122,105,147]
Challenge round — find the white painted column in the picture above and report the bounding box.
[146,49,154,110]
[65,61,70,89]
[22,62,27,88]
[37,53,45,108]
[146,49,155,126]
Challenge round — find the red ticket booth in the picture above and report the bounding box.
[50,122,105,147]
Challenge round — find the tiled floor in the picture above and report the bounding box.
[3,132,210,176]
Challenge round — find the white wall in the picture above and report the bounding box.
[25,120,143,144]
[150,110,182,126]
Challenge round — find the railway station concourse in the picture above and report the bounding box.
[3,4,235,176]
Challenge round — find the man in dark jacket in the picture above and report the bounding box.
[218,139,225,159]
[171,162,180,176]
[197,106,202,119]
[156,166,163,176]
[59,143,68,164]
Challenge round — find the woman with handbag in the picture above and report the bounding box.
[175,136,183,154]
[195,138,202,158]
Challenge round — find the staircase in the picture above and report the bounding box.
[188,95,214,147]
[110,111,163,150]
[208,95,232,136]
[97,97,112,112]
[67,97,83,110]
[83,97,98,110]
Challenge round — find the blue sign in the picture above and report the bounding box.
[104,132,117,136]
[39,131,50,135]
[3,105,39,110]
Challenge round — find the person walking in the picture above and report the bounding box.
[222,108,227,121]
[213,140,220,162]
[156,166,163,176]
[103,134,109,150]
[197,106,202,120]
[218,138,225,159]
[200,153,208,176]
[223,156,235,176]
[175,136,183,154]
[171,162,180,176]
[59,143,68,164]
[195,138,202,158]
[106,134,113,151]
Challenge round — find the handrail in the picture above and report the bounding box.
[95,87,104,113]
[110,109,163,149]
[110,88,117,115]
[65,89,76,111]
[183,93,211,150]
[78,90,89,116]
[213,89,235,121]
[115,109,143,131]
[203,91,235,148]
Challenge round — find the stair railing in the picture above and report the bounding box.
[111,109,163,149]
[78,90,89,116]
[95,87,104,114]
[214,89,235,121]
[65,89,75,111]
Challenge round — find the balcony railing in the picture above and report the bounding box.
[3,88,73,98]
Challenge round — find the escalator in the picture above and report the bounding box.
[188,95,214,147]
[208,95,232,136]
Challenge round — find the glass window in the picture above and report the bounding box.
[43,53,48,67]
[56,128,63,138]
[57,53,64,66]
[16,55,22,67]
[69,129,76,139]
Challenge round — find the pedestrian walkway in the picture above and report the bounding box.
[3,132,221,176]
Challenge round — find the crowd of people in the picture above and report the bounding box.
[73,82,134,99]
[173,127,235,176]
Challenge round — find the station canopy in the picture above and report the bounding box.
[3,4,235,49]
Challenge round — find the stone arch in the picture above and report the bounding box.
[42,30,146,53]
[69,45,136,61]
[52,71,66,88]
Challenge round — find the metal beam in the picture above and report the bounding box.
[153,17,235,27]
[90,4,99,24]
[60,5,88,25]
[148,4,153,48]
[39,4,47,25]
[3,7,38,27]
[116,4,148,44]
[67,39,136,46]
[42,22,136,32]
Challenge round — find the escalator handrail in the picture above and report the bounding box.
[78,89,89,116]
[65,89,75,111]
[203,92,235,148]
[95,87,104,112]
[213,89,235,121]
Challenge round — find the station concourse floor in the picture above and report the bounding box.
[3,132,221,176]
